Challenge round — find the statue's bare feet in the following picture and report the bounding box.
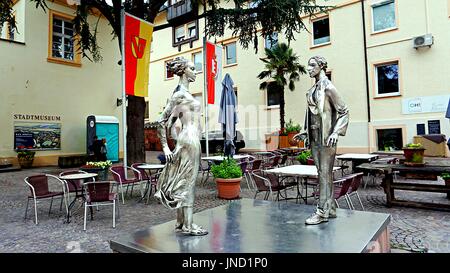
[181,223,208,236]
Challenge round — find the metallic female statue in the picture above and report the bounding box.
[154,57,208,236]
[295,56,349,225]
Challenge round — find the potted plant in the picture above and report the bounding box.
[402,143,426,166]
[441,173,450,199]
[16,146,35,168]
[285,119,302,146]
[296,150,312,165]
[278,128,290,149]
[80,160,112,181]
[210,158,243,199]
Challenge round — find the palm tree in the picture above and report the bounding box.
[258,43,306,131]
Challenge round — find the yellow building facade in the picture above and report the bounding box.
[148,0,450,154]
[0,0,123,166]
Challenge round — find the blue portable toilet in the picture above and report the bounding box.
[86,115,120,162]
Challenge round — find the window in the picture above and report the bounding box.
[265,32,278,49]
[375,62,399,97]
[267,83,282,107]
[52,18,74,60]
[249,1,261,17]
[48,10,80,66]
[372,0,396,32]
[312,17,330,46]
[172,20,198,47]
[165,60,174,80]
[377,128,403,151]
[225,42,237,65]
[192,51,202,72]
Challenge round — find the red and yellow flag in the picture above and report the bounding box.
[124,13,153,97]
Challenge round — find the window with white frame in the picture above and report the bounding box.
[52,17,75,60]
[173,20,198,46]
[312,17,330,46]
[376,128,403,151]
[225,42,237,65]
[375,62,399,97]
[192,51,202,72]
[265,32,278,49]
[267,83,282,107]
[372,0,396,32]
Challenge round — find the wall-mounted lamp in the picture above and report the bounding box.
[116,98,123,107]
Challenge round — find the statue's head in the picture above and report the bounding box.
[307,56,327,78]
[167,57,197,82]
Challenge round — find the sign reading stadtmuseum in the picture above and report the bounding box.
[402,95,450,115]
[13,116,61,150]
[13,114,61,122]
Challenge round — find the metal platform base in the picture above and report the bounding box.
[110,199,391,253]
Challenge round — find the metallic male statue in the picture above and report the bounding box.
[155,57,208,236]
[295,56,349,225]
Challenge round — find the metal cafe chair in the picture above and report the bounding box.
[110,165,141,204]
[83,181,119,231]
[346,172,365,211]
[24,174,68,225]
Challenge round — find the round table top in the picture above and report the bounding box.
[60,173,98,180]
[137,164,165,170]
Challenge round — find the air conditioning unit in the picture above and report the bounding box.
[413,34,433,49]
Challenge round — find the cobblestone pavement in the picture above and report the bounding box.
[1,156,449,253]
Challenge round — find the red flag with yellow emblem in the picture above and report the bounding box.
[124,13,153,97]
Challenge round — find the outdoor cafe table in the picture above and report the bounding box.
[201,155,250,162]
[265,165,341,204]
[357,162,450,211]
[137,164,165,203]
[59,172,98,223]
[336,153,379,172]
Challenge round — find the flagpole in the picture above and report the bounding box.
[203,37,209,157]
[121,8,128,167]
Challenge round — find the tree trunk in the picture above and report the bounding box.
[280,87,286,130]
[126,96,146,165]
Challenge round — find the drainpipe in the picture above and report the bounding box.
[361,0,372,152]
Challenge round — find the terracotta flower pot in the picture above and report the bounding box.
[215,177,242,200]
[402,148,425,166]
[287,132,299,146]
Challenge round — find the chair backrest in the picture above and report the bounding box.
[334,177,353,199]
[251,170,271,191]
[131,163,149,180]
[85,182,113,203]
[238,161,248,175]
[271,156,281,167]
[250,159,262,171]
[279,154,288,165]
[25,175,49,196]
[110,165,139,182]
[348,172,364,193]
[59,170,87,191]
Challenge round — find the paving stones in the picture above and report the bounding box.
[1,156,449,253]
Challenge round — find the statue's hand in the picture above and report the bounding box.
[326,133,339,147]
[293,132,308,142]
[163,147,174,163]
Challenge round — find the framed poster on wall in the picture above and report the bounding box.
[14,122,61,150]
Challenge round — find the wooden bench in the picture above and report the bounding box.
[58,154,88,168]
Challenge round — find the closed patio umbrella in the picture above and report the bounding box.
[218,73,238,157]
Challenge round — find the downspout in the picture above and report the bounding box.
[361,0,372,152]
